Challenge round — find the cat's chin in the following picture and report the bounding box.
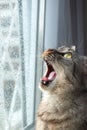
[39,80,56,91]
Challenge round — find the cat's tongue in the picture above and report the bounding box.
[41,71,56,82]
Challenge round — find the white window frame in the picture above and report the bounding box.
[21,0,46,130]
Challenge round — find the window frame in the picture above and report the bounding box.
[20,0,46,130]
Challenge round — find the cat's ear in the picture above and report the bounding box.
[71,45,76,51]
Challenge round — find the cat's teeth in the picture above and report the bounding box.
[43,81,46,85]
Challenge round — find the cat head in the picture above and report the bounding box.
[39,45,87,94]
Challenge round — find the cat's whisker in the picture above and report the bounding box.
[37,46,44,53]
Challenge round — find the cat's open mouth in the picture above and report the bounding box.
[41,62,56,86]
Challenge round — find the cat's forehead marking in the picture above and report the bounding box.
[58,46,71,53]
[57,46,76,53]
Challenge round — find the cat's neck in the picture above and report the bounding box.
[42,86,86,106]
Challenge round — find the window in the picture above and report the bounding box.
[22,0,46,129]
[0,0,45,130]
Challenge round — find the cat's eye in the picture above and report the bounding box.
[64,53,72,59]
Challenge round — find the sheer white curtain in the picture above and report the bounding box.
[0,0,23,130]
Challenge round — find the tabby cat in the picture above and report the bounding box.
[36,46,87,130]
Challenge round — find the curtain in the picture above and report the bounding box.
[44,0,87,56]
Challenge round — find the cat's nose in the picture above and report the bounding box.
[42,49,57,58]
